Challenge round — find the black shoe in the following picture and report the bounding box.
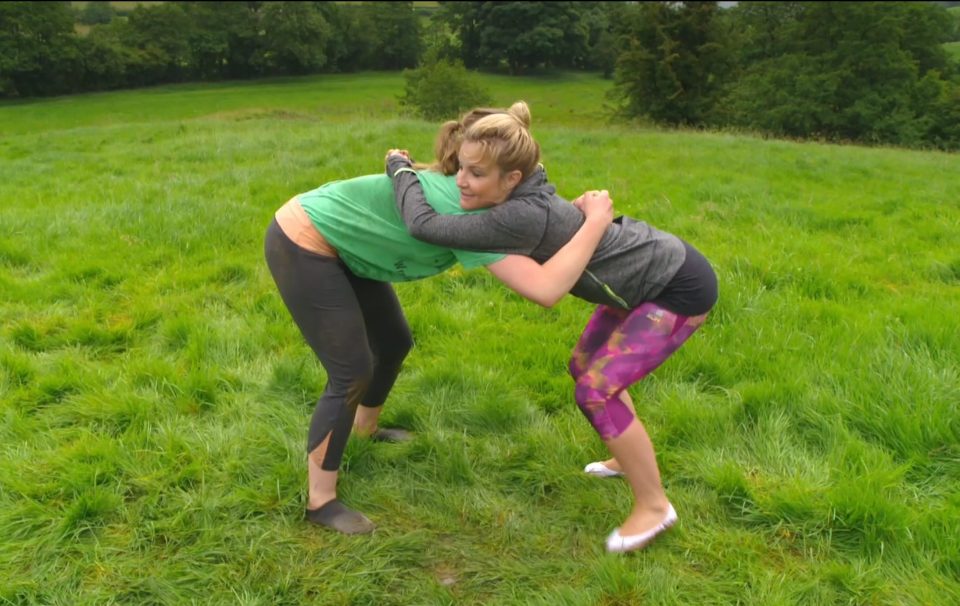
[305,499,374,534]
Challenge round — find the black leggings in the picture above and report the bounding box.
[264,219,413,471]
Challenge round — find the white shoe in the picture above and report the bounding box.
[583,461,624,478]
[605,503,678,553]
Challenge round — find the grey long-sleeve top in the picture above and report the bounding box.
[388,156,686,309]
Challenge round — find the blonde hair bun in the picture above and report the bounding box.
[508,101,531,128]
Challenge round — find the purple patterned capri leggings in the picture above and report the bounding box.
[568,302,707,440]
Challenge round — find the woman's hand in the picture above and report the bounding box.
[572,190,614,226]
[385,148,412,163]
[487,189,613,308]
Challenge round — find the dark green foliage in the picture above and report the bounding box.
[258,1,331,75]
[179,1,260,80]
[0,1,82,96]
[436,1,484,69]
[925,78,960,147]
[579,2,623,76]
[315,2,420,73]
[399,58,492,121]
[79,23,138,91]
[436,1,599,73]
[945,6,960,41]
[718,2,958,148]
[611,1,960,149]
[371,1,422,70]
[124,2,195,83]
[611,1,733,125]
[77,1,114,26]
[0,1,422,97]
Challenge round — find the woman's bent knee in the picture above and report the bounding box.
[574,381,635,440]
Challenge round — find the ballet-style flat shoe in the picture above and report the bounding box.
[605,503,677,553]
[583,461,625,478]
[305,499,375,534]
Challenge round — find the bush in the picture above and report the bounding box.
[398,59,492,121]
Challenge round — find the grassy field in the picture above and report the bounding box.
[1,72,958,605]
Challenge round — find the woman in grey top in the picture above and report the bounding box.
[386,101,717,553]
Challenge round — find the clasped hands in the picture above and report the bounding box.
[572,189,614,225]
[386,149,411,163]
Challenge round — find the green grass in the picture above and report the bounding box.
[0,70,609,137]
[1,72,959,605]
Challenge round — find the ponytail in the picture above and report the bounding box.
[420,120,463,174]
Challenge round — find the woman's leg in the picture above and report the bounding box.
[572,303,707,537]
[603,418,670,535]
[571,306,630,475]
[569,305,625,381]
[348,277,414,439]
[592,391,636,474]
[264,220,376,533]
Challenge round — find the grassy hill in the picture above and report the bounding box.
[1,72,958,605]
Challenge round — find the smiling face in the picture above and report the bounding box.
[455,141,522,210]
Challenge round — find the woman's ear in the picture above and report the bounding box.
[504,169,523,190]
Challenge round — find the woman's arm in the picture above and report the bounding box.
[485,191,613,308]
[386,151,614,307]
[387,153,538,251]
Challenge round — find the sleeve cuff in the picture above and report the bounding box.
[387,155,414,176]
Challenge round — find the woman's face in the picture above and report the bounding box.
[455,141,521,210]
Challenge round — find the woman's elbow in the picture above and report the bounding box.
[407,222,438,242]
[531,292,562,308]
[407,223,426,239]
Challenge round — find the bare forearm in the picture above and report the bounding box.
[488,215,608,308]
[533,215,608,305]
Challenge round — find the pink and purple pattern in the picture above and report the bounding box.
[569,302,706,439]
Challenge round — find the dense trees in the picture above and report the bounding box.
[610,2,732,126]
[609,1,960,149]
[434,2,584,73]
[1,1,957,149]
[434,1,616,74]
[0,2,81,97]
[78,1,114,25]
[711,2,954,146]
[0,1,422,96]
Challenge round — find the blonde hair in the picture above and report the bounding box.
[463,101,540,179]
[424,101,540,178]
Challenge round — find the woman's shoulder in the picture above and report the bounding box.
[510,187,558,211]
[417,169,456,184]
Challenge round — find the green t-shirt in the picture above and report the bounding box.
[297,171,505,282]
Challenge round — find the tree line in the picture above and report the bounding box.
[605,2,960,150]
[2,1,958,150]
[0,1,424,97]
